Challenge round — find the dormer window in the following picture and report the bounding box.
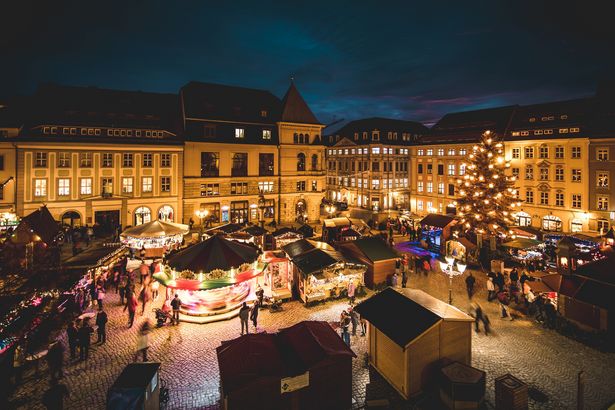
[260,110,268,118]
[354,133,358,140]
[372,131,379,141]
[235,128,245,139]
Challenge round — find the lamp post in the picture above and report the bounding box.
[439,256,467,305]
[195,209,209,241]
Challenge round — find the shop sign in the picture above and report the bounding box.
[281,371,309,394]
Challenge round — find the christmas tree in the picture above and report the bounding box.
[454,130,521,237]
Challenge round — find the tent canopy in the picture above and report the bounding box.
[121,220,189,238]
[11,206,60,244]
[166,234,259,273]
[502,238,542,250]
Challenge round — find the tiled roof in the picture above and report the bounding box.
[426,106,517,144]
[280,81,321,125]
[328,117,427,146]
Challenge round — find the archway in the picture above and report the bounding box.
[515,211,531,227]
[295,199,307,223]
[134,206,152,226]
[61,211,82,227]
[158,205,174,222]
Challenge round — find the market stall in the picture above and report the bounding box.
[418,214,456,254]
[445,238,477,264]
[338,237,397,289]
[153,235,265,321]
[260,250,292,300]
[321,217,369,244]
[120,220,189,258]
[241,225,268,249]
[272,227,303,249]
[502,238,544,264]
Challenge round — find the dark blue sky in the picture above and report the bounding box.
[2,0,613,126]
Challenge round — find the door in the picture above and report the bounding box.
[95,210,120,236]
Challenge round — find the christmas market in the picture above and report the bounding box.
[120,220,189,258]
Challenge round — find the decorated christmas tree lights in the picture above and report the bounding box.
[454,130,522,237]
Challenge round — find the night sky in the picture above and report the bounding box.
[2,0,614,126]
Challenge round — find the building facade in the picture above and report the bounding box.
[326,118,426,220]
[14,84,183,232]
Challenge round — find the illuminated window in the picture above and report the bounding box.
[235,128,245,139]
[597,196,609,211]
[122,177,133,194]
[58,178,70,196]
[571,194,582,209]
[34,179,47,197]
[262,129,271,140]
[142,177,153,193]
[417,181,424,192]
[80,178,92,195]
[447,164,455,176]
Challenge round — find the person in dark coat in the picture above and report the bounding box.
[47,341,64,381]
[66,322,78,360]
[77,319,93,361]
[42,379,69,410]
[239,302,250,335]
[96,309,108,343]
[170,294,181,325]
[250,300,260,331]
[465,273,476,299]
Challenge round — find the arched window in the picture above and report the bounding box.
[304,134,310,144]
[515,211,531,227]
[299,133,304,144]
[293,133,298,143]
[158,205,174,222]
[61,211,82,227]
[134,206,151,225]
[297,153,306,171]
[542,215,562,232]
[311,154,319,170]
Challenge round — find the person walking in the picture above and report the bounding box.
[486,276,496,302]
[96,309,108,344]
[255,285,264,308]
[134,321,150,362]
[124,290,138,328]
[46,341,64,381]
[465,273,476,299]
[340,310,351,346]
[12,342,25,387]
[349,307,359,336]
[139,285,151,316]
[77,319,93,361]
[151,279,159,300]
[170,294,182,325]
[118,274,127,305]
[250,300,260,331]
[66,321,78,360]
[497,291,513,321]
[239,302,250,335]
[96,285,105,309]
[391,272,399,288]
[347,280,356,305]
[42,379,69,410]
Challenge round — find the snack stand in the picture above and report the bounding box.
[120,220,189,258]
[418,214,455,254]
[153,235,265,320]
[260,250,292,300]
[272,228,303,249]
[502,238,544,264]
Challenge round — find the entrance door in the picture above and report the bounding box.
[95,210,120,236]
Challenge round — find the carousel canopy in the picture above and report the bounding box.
[502,238,542,250]
[166,234,259,272]
[121,220,189,238]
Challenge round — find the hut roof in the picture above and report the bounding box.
[355,288,472,347]
[342,237,398,262]
[206,223,245,234]
[12,206,60,245]
[166,235,259,272]
[420,213,455,228]
[575,254,615,286]
[242,225,268,236]
[292,249,338,275]
[502,238,542,250]
[282,239,316,259]
[121,220,189,238]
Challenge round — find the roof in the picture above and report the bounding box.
[282,239,316,259]
[121,220,189,238]
[166,234,259,272]
[427,106,517,144]
[501,238,542,250]
[12,206,60,244]
[241,225,268,237]
[329,117,427,146]
[206,223,245,234]
[280,82,321,125]
[111,362,161,389]
[292,248,338,275]
[420,213,455,228]
[355,288,472,347]
[181,81,281,124]
[344,237,398,262]
[575,254,615,286]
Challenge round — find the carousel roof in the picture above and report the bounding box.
[166,234,259,272]
[121,220,189,238]
[502,238,542,250]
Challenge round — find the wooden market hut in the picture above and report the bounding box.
[272,227,303,249]
[355,288,473,399]
[217,321,355,410]
[11,205,61,245]
[338,237,399,289]
[419,214,456,254]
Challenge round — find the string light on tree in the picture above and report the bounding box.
[454,130,521,237]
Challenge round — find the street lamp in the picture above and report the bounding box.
[195,209,209,240]
[439,256,467,305]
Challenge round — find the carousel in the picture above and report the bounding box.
[153,235,265,323]
[120,220,189,258]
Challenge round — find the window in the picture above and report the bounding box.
[447,164,455,176]
[371,179,380,190]
[80,178,92,195]
[142,177,153,193]
[142,153,152,167]
[516,212,531,226]
[597,148,609,161]
[311,154,319,170]
[0,155,3,170]
[512,167,520,178]
[122,177,133,194]
[58,152,71,168]
[572,146,581,159]
[258,153,274,176]
[524,147,534,159]
[540,167,549,181]
[512,148,520,159]
[372,131,379,141]
[134,206,151,225]
[102,153,113,167]
[258,181,274,193]
[426,149,433,156]
[80,153,92,168]
[231,182,248,195]
[525,189,534,204]
[123,153,133,167]
[437,148,444,156]
[427,164,433,174]
[262,129,271,140]
[555,146,564,159]
[540,192,549,205]
[438,182,444,195]
[201,152,219,177]
[296,181,306,192]
[571,169,581,182]
[417,200,424,211]
[427,182,433,193]
[417,181,424,192]
[295,153,306,172]
[161,153,171,167]
[597,196,609,211]
[437,164,444,175]
[525,165,533,180]
[555,166,564,181]
[597,172,609,187]
[539,146,549,159]
[231,201,249,223]
[570,127,580,133]
[417,164,423,174]
[448,148,456,156]
[417,149,424,156]
[448,184,455,196]
[543,216,562,232]
[572,194,582,209]
[534,130,543,135]
[34,179,47,197]
[598,219,610,234]
[555,192,564,207]
[371,147,380,155]
[35,152,47,167]
[459,148,467,156]
[58,178,70,196]
[200,183,219,197]
[161,177,171,192]
[459,164,466,175]
[235,128,245,139]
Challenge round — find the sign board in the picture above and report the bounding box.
[281,371,309,394]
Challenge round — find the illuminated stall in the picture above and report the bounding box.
[272,227,303,249]
[260,250,292,300]
[153,235,265,321]
[419,214,456,254]
[120,220,189,258]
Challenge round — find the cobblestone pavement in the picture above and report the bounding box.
[10,262,615,409]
